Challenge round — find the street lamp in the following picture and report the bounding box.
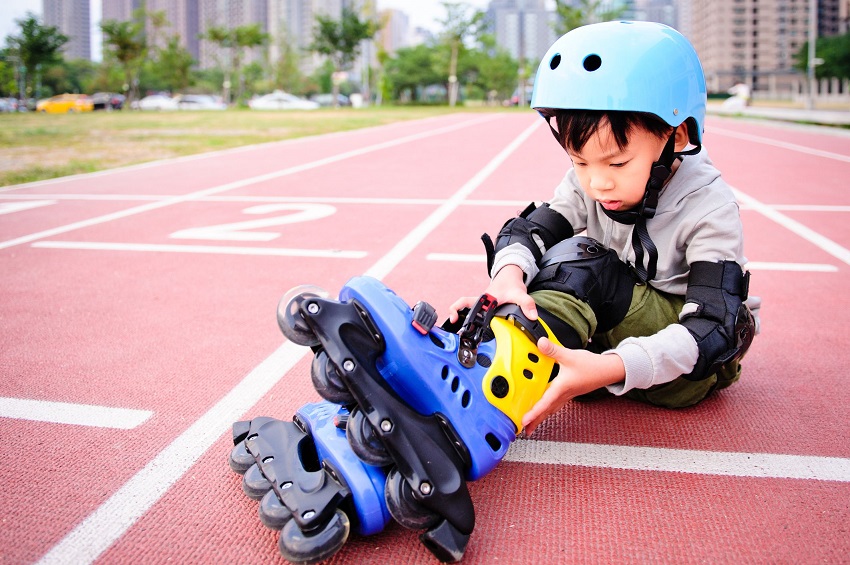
[805,0,819,110]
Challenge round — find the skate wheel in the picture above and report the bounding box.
[278,508,350,565]
[259,489,293,530]
[346,407,393,467]
[242,463,272,500]
[277,285,328,347]
[311,350,355,405]
[228,441,254,475]
[385,467,439,530]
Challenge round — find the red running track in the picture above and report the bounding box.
[1,112,849,564]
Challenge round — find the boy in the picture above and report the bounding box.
[450,21,758,436]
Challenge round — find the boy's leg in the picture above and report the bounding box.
[533,283,742,408]
[597,284,742,407]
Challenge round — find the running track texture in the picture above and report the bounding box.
[1,112,849,564]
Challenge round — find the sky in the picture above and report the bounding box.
[0,0,495,53]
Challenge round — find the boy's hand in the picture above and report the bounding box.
[521,337,626,436]
[448,265,537,323]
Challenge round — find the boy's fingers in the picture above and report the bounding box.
[520,296,538,320]
[537,336,556,357]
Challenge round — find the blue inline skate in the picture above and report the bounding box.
[276,276,566,562]
[229,400,391,564]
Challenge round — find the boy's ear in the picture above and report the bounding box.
[674,123,690,152]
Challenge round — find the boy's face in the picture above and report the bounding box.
[565,121,669,212]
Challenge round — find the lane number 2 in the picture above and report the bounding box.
[169,203,337,242]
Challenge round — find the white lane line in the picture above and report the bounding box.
[35,117,539,565]
[746,261,838,272]
[709,126,850,163]
[0,200,56,214]
[365,121,543,280]
[505,440,850,483]
[7,193,850,214]
[35,341,311,565]
[733,186,850,267]
[32,241,367,259]
[0,114,496,251]
[0,397,152,429]
[426,253,839,272]
[427,252,487,263]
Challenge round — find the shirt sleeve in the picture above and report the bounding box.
[603,323,699,395]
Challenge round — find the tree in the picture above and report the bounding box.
[234,24,269,102]
[151,35,195,92]
[795,32,850,80]
[42,58,96,96]
[201,24,268,104]
[437,2,485,107]
[100,17,146,105]
[272,29,304,94]
[311,7,377,107]
[462,35,519,103]
[384,44,444,102]
[3,13,68,99]
[199,26,234,101]
[552,0,627,36]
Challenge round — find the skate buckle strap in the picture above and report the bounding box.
[411,300,438,335]
[457,293,498,368]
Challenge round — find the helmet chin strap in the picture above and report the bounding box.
[601,131,700,282]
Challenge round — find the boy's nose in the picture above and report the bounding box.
[589,173,613,192]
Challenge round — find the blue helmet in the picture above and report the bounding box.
[531,21,707,143]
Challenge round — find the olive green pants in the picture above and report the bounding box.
[531,284,741,409]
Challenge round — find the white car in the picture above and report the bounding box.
[177,94,227,110]
[135,94,179,111]
[248,91,319,111]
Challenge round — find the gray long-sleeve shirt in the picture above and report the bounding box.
[491,148,756,395]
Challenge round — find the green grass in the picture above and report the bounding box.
[0,106,518,187]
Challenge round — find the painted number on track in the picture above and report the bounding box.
[0,200,56,215]
[169,203,337,242]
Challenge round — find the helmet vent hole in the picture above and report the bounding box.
[549,53,561,70]
[583,54,602,72]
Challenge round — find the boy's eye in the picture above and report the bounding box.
[610,161,629,168]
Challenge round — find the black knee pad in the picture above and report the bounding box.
[527,237,636,333]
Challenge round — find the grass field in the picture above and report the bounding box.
[0,106,509,188]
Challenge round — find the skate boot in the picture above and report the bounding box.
[230,400,391,564]
[278,276,564,562]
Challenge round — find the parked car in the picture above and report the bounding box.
[36,93,94,113]
[134,94,179,111]
[310,93,351,107]
[91,92,125,110]
[248,90,319,111]
[0,98,15,113]
[176,94,226,110]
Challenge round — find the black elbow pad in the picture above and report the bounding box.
[484,202,574,268]
[680,261,755,381]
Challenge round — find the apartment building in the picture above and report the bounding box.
[486,0,557,64]
[43,0,91,60]
[687,0,847,94]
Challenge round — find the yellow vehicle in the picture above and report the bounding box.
[36,94,94,114]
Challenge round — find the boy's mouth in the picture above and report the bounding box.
[599,200,622,211]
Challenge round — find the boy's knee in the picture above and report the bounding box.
[527,236,635,332]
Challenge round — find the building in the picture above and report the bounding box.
[631,0,677,27]
[146,0,201,60]
[486,0,556,66]
[101,0,143,22]
[685,0,847,95]
[819,0,850,35]
[376,8,410,55]
[43,0,91,60]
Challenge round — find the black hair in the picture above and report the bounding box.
[552,109,674,153]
